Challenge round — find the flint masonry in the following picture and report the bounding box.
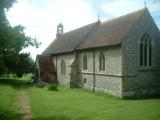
[41,8,160,98]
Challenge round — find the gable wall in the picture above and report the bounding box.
[122,11,160,97]
[53,53,75,87]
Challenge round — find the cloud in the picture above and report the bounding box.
[99,0,160,26]
[6,0,160,59]
[101,0,144,18]
[87,0,113,17]
[7,0,96,59]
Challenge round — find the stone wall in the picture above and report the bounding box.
[122,10,160,98]
[53,53,75,87]
[95,75,122,97]
[77,47,122,97]
[122,72,160,98]
[51,10,160,98]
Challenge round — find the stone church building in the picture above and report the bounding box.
[40,8,160,98]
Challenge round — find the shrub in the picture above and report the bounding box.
[36,81,47,88]
[36,83,46,88]
[47,83,58,91]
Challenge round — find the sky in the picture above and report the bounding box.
[6,0,160,60]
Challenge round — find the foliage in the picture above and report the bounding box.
[3,53,35,77]
[0,0,40,75]
[0,0,16,10]
[47,83,58,91]
[36,83,46,88]
[0,57,8,75]
[36,81,47,88]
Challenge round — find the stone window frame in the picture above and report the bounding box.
[140,32,152,66]
[61,59,66,74]
[83,78,86,83]
[99,51,105,71]
[83,54,87,70]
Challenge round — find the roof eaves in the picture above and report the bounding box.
[77,42,121,51]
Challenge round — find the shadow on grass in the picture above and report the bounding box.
[31,115,70,120]
[0,78,34,90]
[122,95,160,100]
[31,115,88,120]
[71,86,160,100]
[0,108,21,120]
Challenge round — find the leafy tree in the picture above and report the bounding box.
[0,0,40,76]
[10,53,34,77]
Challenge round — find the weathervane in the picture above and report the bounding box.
[144,1,147,7]
[97,14,100,21]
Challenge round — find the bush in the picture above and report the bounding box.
[36,83,46,88]
[47,83,58,91]
[36,81,47,88]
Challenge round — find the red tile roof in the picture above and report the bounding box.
[42,8,146,55]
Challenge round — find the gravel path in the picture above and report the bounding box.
[20,87,31,120]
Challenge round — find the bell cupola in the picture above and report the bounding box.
[56,23,63,38]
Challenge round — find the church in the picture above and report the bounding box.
[38,8,160,98]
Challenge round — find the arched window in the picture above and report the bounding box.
[83,54,87,70]
[140,32,152,66]
[140,35,145,66]
[99,52,105,71]
[61,59,66,74]
[148,38,152,66]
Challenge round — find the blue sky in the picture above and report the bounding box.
[6,0,160,59]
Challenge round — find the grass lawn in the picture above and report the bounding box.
[27,84,160,120]
[0,78,160,120]
[0,79,23,120]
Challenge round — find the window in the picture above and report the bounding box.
[148,38,152,66]
[99,52,105,71]
[140,32,152,66]
[61,59,66,74]
[83,54,87,70]
[84,78,86,83]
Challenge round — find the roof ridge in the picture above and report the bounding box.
[119,7,147,44]
[42,8,152,55]
[42,21,99,54]
[102,8,146,25]
[73,21,100,51]
[61,21,99,35]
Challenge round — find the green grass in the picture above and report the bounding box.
[27,85,160,120]
[0,78,160,120]
[0,79,23,120]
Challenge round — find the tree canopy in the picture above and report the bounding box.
[0,0,40,76]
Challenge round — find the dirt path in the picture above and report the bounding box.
[20,86,31,120]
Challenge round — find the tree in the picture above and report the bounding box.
[11,53,35,77]
[0,0,40,76]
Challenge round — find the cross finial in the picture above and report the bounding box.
[97,14,100,21]
[144,1,147,7]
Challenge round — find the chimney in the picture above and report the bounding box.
[56,23,63,38]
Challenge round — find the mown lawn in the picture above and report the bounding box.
[0,78,160,120]
[27,84,160,120]
[0,79,23,120]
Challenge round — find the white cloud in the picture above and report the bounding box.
[101,0,144,18]
[6,0,160,60]
[101,0,160,18]
[7,0,95,60]
[149,2,160,12]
